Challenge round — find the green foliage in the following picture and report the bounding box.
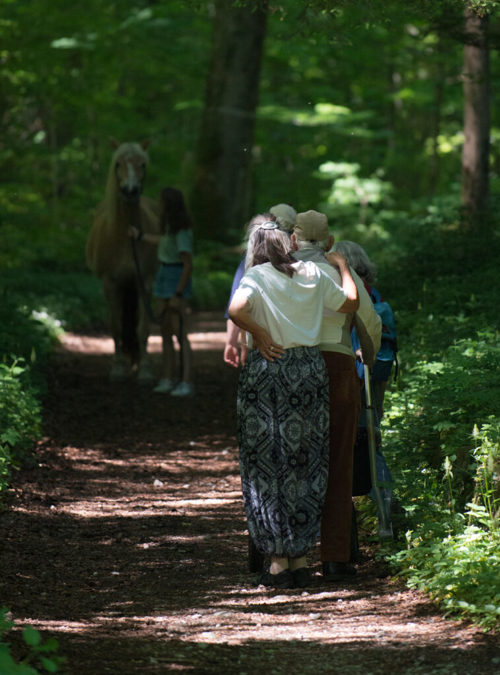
[385,335,500,504]
[392,526,500,631]
[1,270,105,333]
[368,207,500,630]
[0,295,61,369]
[0,360,41,493]
[0,608,65,674]
[317,160,393,227]
[465,0,500,16]
[192,241,240,311]
[0,296,57,496]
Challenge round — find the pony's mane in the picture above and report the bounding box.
[103,143,150,222]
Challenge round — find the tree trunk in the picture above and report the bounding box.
[461,8,490,221]
[190,0,268,242]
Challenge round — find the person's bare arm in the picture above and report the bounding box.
[325,251,359,313]
[224,319,241,368]
[128,225,162,244]
[175,251,192,295]
[228,292,284,362]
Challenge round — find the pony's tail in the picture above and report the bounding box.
[121,281,140,363]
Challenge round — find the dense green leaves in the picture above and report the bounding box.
[0,608,65,673]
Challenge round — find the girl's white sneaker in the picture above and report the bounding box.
[153,378,174,393]
[170,382,194,397]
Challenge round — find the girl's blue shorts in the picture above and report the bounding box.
[154,263,192,300]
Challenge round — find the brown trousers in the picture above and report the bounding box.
[320,351,361,562]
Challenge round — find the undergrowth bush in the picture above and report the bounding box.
[0,297,58,497]
[0,607,65,673]
[374,210,500,631]
[0,361,42,495]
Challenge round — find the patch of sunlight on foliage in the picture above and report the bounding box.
[51,37,82,49]
[491,126,500,142]
[59,139,88,163]
[174,99,203,111]
[1,270,105,332]
[394,87,416,101]
[314,102,351,117]
[257,102,373,129]
[466,0,500,16]
[353,221,391,241]
[31,309,64,338]
[0,185,43,214]
[318,161,360,178]
[391,526,500,631]
[316,160,393,230]
[424,132,463,156]
[120,6,154,29]
[328,175,391,206]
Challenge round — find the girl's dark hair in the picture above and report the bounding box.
[246,214,296,277]
[160,187,193,234]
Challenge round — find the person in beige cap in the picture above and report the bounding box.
[291,210,381,582]
[223,204,297,368]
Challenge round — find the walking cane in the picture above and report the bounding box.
[363,364,393,539]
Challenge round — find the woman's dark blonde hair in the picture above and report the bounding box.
[245,214,296,277]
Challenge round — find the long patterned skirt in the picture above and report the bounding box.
[237,346,330,558]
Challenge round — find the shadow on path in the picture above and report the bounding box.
[1,313,498,674]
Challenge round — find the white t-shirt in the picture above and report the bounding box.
[157,229,193,264]
[293,247,382,361]
[236,260,347,349]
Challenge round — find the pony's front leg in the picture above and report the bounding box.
[103,279,129,381]
[136,293,155,384]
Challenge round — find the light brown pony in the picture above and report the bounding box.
[86,140,161,381]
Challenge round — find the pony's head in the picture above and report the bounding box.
[107,140,150,204]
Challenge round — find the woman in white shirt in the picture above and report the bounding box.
[228,216,359,589]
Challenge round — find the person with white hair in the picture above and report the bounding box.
[229,215,359,589]
[223,204,297,368]
[291,211,382,582]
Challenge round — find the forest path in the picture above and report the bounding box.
[1,312,497,674]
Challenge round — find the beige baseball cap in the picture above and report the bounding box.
[269,203,297,231]
[294,210,330,242]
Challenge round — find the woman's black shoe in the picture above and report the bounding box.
[291,567,310,588]
[322,561,357,582]
[258,568,294,589]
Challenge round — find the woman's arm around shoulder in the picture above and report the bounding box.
[325,251,359,313]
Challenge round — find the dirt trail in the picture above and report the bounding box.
[1,312,498,674]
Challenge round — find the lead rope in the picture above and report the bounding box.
[130,233,164,325]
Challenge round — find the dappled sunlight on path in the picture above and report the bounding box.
[1,313,498,674]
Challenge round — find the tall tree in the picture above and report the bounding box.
[461,5,491,219]
[190,0,269,242]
